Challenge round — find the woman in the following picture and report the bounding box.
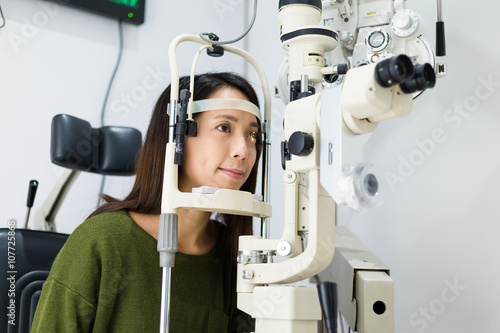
[31,72,261,332]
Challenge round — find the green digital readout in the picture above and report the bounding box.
[108,0,139,9]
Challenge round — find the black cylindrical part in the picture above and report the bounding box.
[317,282,338,333]
[26,180,39,208]
[337,63,348,75]
[375,55,414,87]
[207,45,224,57]
[288,131,314,157]
[400,63,436,94]
[174,89,191,165]
[436,21,446,56]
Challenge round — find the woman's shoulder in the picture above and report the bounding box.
[43,210,147,308]
[50,210,151,277]
[61,209,145,256]
[73,209,134,238]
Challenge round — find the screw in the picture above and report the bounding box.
[242,269,254,279]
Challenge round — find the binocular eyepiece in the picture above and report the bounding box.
[400,63,436,94]
[374,54,436,94]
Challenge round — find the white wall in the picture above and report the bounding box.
[2,0,500,332]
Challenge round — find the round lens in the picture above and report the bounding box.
[369,32,385,48]
[366,29,390,52]
[364,174,378,196]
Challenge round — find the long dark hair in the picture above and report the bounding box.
[89,72,262,262]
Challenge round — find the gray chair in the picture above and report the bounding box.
[0,114,142,332]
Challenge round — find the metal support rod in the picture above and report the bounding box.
[158,213,178,333]
[301,74,309,93]
[159,267,172,333]
[168,100,179,143]
[260,120,271,239]
[437,0,443,21]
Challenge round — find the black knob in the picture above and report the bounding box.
[288,131,314,156]
[207,45,224,57]
[337,63,348,74]
[26,180,39,208]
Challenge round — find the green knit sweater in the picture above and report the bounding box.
[31,210,254,332]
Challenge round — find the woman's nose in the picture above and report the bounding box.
[231,134,248,159]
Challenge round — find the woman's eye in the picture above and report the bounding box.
[248,130,258,143]
[217,124,230,133]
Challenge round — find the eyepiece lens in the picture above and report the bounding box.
[375,54,414,87]
[400,63,436,94]
[395,62,406,77]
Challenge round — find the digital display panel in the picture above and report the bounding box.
[45,0,145,25]
[108,0,139,9]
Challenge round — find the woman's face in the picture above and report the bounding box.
[178,87,259,192]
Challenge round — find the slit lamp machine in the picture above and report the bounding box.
[157,0,446,332]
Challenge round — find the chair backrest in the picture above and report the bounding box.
[0,228,68,333]
[51,114,142,175]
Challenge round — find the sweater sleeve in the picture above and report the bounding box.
[30,277,97,333]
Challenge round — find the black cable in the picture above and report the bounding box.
[0,4,6,28]
[101,19,124,127]
[199,0,258,45]
[97,19,124,208]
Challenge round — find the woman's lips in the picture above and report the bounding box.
[219,168,244,179]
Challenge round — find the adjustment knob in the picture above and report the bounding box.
[288,131,314,157]
[393,12,412,30]
[338,30,354,46]
[391,9,420,38]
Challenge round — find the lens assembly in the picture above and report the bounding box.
[400,63,436,94]
[374,54,414,87]
[330,164,383,211]
[366,29,390,52]
[363,173,379,197]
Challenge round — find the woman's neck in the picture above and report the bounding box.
[129,209,219,255]
[176,208,218,254]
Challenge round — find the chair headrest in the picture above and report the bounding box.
[50,114,142,176]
